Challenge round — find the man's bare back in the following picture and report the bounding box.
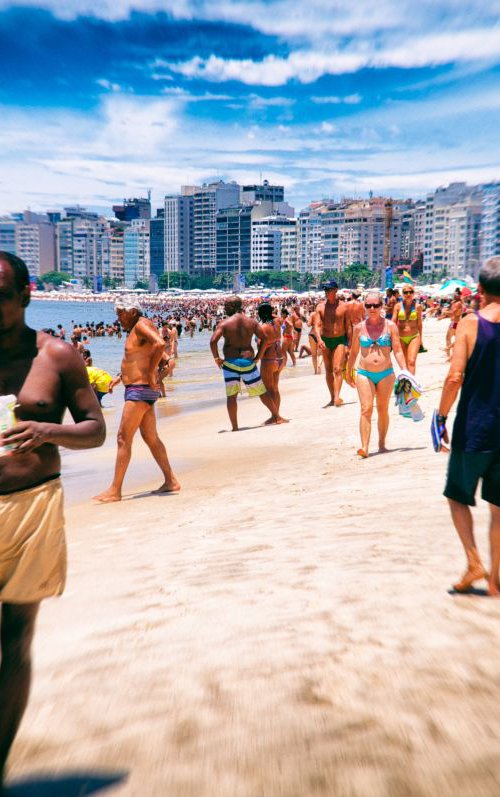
[216,313,260,360]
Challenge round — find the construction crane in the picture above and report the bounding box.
[382,198,393,289]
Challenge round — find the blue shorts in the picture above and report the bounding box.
[222,358,266,398]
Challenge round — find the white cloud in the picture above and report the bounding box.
[96,78,123,92]
[165,24,500,86]
[312,94,362,105]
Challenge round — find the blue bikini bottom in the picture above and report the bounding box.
[357,367,394,385]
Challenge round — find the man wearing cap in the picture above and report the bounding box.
[93,298,180,502]
[313,280,352,407]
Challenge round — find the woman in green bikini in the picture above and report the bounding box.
[392,286,423,374]
[347,293,406,458]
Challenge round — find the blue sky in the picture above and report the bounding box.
[0,0,500,214]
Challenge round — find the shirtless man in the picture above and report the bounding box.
[445,288,464,360]
[0,252,105,791]
[348,292,365,326]
[210,296,284,431]
[93,298,180,503]
[313,280,352,407]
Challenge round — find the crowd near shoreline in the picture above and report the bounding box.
[1,247,499,796]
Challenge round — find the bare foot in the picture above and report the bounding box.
[231,427,239,432]
[323,400,335,408]
[275,416,289,424]
[264,416,276,425]
[152,476,181,494]
[93,488,122,503]
[357,448,368,459]
[334,398,344,407]
[453,565,488,592]
[378,445,389,453]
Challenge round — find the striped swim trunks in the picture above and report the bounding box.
[222,358,266,398]
[124,384,161,405]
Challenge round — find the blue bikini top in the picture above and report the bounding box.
[360,321,392,349]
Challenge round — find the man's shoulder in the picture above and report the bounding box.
[38,332,82,368]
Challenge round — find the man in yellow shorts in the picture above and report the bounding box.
[0,252,105,790]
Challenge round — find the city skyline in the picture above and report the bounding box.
[1,1,500,214]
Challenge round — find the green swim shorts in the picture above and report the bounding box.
[321,334,347,351]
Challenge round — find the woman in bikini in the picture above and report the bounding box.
[346,293,406,458]
[281,309,296,366]
[254,303,286,423]
[392,286,423,374]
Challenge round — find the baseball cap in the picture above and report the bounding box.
[322,280,339,291]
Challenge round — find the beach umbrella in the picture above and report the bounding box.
[460,286,473,296]
[437,278,468,296]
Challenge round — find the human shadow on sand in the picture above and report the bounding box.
[448,586,490,597]
[7,771,127,796]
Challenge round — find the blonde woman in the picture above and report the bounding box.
[347,293,406,458]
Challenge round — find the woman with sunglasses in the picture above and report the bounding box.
[346,293,406,458]
[392,286,423,374]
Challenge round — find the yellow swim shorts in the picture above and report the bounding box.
[0,477,67,603]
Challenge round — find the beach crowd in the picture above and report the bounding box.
[0,248,498,793]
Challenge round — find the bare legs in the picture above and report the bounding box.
[323,345,345,406]
[93,401,179,502]
[282,339,296,366]
[0,603,39,789]
[355,373,394,457]
[356,373,375,456]
[448,498,489,592]
[401,335,420,375]
[309,337,322,374]
[259,362,286,425]
[375,374,395,451]
[489,505,500,595]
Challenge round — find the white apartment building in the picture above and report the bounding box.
[423,183,482,276]
[15,218,55,276]
[164,194,193,274]
[480,182,500,265]
[123,219,150,288]
[251,215,297,271]
[298,204,325,274]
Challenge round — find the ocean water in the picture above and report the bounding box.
[26,298,223,411]
[25,298,308,503]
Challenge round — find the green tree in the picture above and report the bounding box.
[40,270,71,287]
[135,279,149,290]
[103,275,120,289]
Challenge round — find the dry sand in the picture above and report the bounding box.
[7,319,500,797]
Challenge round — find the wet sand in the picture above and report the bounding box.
[7,319,500,797]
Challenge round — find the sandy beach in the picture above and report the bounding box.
[7,318,500,797]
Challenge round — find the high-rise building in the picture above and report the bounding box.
[15,214,55,276]
[241,179,285,205]
[251,215,298,272]
[0,219,17,255]
[150,210,165,279]
[193,181,240,273]
[423,183,482,276]
[123,219,150,288]
[113,196,151,222]
[164,194,193,276]
[480,182,500,265]
[216,205,258,275]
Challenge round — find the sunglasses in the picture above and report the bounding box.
[403,291,414,295]
[365,303,381,309]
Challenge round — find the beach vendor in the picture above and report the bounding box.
[435,257,500,595]
[210,295,284,432]
[313,280,352,407]
[93,297,180,503]
[0,252,106,791]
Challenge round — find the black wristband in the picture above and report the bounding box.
[437,414,447,424]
